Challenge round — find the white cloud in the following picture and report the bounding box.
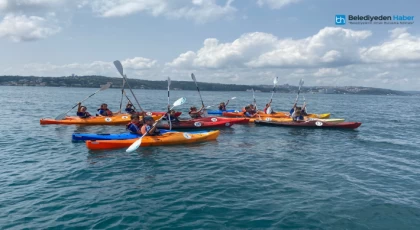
[89,0,236,23]
[0,0,68,11]
[313,68,342,77]
[23,57,158,75]
[0,13,61,41]
[168,27,372,69]
[256,0,300,9]
[360,28,420,63]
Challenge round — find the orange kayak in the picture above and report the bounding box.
[40,113,161,125]
[86,130,220,150]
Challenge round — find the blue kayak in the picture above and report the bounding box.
[207,109,237,115]
[72,130,209,141]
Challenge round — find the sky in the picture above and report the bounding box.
[0,0,419,90]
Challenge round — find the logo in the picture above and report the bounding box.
[122,116,128,119]
[315,121,323,126]
[335,15,346,25]
[211,118,218,122]
[194,122,202,127]
[183,133,191,139]
[105,117,112,122]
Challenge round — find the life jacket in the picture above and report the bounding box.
[98,109,112,116]
[219,105,226,111]
[126,122,141,134]
[125,107,135,113]
[77,111,91,118]
[141,124,160,136]
[189,111,202,119]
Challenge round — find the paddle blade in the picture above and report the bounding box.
[231,97,236,100]
[100,82,112,91]
[113,60,124,76]
[191,73,196,82]
[173,97,186,107]
[126,138,142,153]
[167,77,171,86]
[273,77,278,85]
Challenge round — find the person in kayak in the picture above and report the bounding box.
[125,102,136,114]
[141,116,160,136]
[218,100,229,111]
[76,102,92,118]
[289,103,307,119]
[290,105,305,121]
[162,109,180,122]
[97,103,118,117]
[126,114,143,134]
[264,99,276,114]
[189,106,205,119]
[243,106,258,118]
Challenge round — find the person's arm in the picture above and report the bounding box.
[148,125,158,135]
[225,100,229,106]
[77,102,82,112]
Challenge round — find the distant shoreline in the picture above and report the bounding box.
[0,75,417,96]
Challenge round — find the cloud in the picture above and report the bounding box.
[0,0,68,12]
[22,57,158,75]
[88,0,236,23]
[360,28,420,63]
[256,0,300,9]
[0,13,61,41]
[313,68,342,77]
[167,27,372,69]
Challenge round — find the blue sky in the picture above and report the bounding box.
[0,0,419,90]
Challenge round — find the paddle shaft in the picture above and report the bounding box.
[122,74,144,112]
[119,80,126,112]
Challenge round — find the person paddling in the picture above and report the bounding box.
[264,99,276,114]
[141,116,160,136]
[125,102,136,114]
[243,106,258,118]
[126,114,143,134]
[76,102,92,118]
[218,100,229,111]
[97,103,117,117]
[189,106,205,119]
[163,109,180,122]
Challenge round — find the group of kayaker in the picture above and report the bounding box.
[126,114,160,136]
[77,102,118,118]
[76,97,309,136]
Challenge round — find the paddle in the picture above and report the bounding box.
[126,97,187,153]
[191,73,207,116]
[206,97,236,109]
[294,79,304,104]
[119,79,126,112]
[266,77,279,114]
[167,77,172,130]
[113,60,145,113]
[55,82,112,120]
[251,88,262,119]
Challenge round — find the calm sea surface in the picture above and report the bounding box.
[1,86,419,229]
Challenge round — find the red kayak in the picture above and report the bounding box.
[157,119,235,129]
[254,120,362,129]
[137,111,182,117]
[191,117,249,124]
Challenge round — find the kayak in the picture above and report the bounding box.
[207,109,236,115]
[222,111,331,119]
[86,130,220,150]
[254,120,362,129]
[138,111,182,117]
[156,119,236,129]
[40,114,160,125]
[191,117,249,124]
[249,117,345,123]
[72,130,209,141]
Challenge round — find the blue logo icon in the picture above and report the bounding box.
[335,15,346,25]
